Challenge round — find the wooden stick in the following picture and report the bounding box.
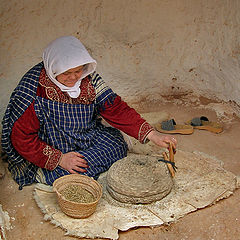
[163,152,175,178]
[169,143,174,163]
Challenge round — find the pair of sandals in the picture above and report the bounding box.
[155,116,223,134]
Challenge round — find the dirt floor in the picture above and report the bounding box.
[0,98,240,240]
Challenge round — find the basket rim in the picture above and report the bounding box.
[53,174,102,205]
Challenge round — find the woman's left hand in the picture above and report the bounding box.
[147,130,177,150]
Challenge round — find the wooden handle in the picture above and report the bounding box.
[163,152,175,178]
[169,143,174,163]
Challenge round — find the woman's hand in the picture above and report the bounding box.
[147,130,177,151]
[59,152,89,174]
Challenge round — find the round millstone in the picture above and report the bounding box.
[106,153,173,204]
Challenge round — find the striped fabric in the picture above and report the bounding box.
[91,71,117,110]
[1,62,128,188]
[1,63,43,189]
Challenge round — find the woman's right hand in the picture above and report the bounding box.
[59,152,89,174]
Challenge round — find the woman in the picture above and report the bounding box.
[1,36,177,189]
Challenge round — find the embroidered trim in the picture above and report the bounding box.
[77,77,96,104]
[138,121,154,144]
[39,68,96,104]
[43,145,62,170]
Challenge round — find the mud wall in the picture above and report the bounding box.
[1,0,240,120]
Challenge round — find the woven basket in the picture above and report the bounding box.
[53,174,102,219]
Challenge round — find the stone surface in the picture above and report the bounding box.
[106,154,173,204]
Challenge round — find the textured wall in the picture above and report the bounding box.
[1,0,240,120]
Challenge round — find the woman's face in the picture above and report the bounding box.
[56,65,84,87]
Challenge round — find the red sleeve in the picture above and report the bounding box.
[100,95,154,143]
[11,102,62,170]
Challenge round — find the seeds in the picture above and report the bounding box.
[61,184,96,203]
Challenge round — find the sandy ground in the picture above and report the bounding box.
[0,99,240,240]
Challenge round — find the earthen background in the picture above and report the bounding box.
[0,1,240,240]
[1,0,240,119]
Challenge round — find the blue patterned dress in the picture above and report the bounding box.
[1,62,128,189]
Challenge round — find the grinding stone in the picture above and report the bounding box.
[106,153,173,204]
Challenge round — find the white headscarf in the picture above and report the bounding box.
[42,36,97,98]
